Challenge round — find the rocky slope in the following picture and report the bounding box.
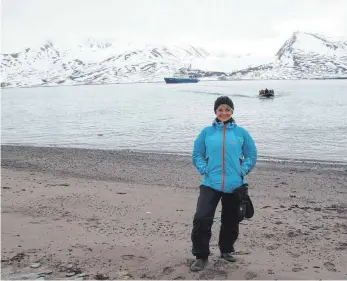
[1,32,346,88]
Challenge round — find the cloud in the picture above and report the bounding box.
[2,0,347,54]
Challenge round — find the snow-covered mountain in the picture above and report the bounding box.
[226,32,347,79]
[0,41,210,88]
[1,32,346,88]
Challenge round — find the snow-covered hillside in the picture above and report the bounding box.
[226,32,347,79]
[0,41,210,87]
[1,32,346,88]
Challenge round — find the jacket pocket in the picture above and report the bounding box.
[205,157,210,174]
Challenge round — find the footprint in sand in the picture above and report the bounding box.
[335,242,347,251]
[244,271,258,280]
[162,266,175,275]
[121,254,147,262]
[173,276,185,280]
[266,244,280,251]
[292,267,304,272]
[121,255,135,260]
[213,259,229,269]
[323,262,336,272]
[140,273,156,279]
[117,270,133,279]
[287,251,301,258]
[8,252,26,262]
[287,229,302,238]
[199,269,227,280]
[94,273,109,280]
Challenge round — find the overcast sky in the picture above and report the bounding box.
[2,0,347,55]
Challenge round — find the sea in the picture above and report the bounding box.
[1,80,347,163]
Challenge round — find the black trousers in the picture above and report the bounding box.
[191,185,240,259]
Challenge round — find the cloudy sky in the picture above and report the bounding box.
[2,0,347,55]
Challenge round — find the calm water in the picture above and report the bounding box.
[1,80,347,162]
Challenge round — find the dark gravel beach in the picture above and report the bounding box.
[1,145,347,279]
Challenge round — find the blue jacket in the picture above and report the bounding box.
[192,119,257,193]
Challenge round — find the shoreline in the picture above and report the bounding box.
[1,77,346,90]
[2,144,347,168]
[1,145,347,280]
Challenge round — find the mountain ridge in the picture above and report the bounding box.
[1,31,347,88]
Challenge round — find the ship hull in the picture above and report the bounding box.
[164,77,199,84]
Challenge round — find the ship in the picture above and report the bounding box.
[164,76,199,84]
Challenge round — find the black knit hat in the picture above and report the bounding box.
[214,96,234,113]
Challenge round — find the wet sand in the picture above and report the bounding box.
[1,145,347,280]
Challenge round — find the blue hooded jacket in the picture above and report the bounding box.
[192,119,257,193]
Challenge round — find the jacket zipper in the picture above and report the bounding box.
[222,125,226,192]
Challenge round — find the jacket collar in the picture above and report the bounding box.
[212,118,236,129]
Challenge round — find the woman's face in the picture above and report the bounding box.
[216,104,233,122]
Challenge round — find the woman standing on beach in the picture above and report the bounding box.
[190,96,257,271]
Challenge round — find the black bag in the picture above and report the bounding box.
[234,184,254,222]
[238,201,247,222]
[244,194,254,219]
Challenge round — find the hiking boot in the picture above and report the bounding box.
[220,253,236,262]
[190,258,208,271]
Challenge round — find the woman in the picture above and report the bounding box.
[190,96,257,271]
